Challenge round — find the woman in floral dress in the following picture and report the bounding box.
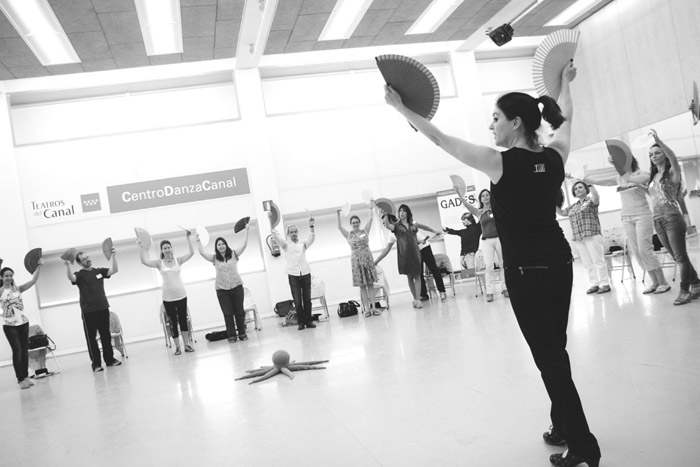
[337,205,378,316]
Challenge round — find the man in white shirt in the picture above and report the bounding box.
[270,215,317,330]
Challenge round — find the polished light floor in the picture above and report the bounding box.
[2,260,699,467]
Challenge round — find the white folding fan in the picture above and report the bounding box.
[532,29,581,99]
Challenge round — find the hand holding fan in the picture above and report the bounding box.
[361,190,373,204]
[24,248,42,274]
[267,201,281,229]
[134,227,152,250]
[605,139,633,176]
[374,198,395,215]
[61,248,77,263]
[631,133,654,149]
[532,29,581,98]
[690,81,699,126]
[376,54,440,125]
[340,202,351,218]
[449,174,466,196]
[234,216,250,233]
[196,224,210,247]
[102,237,114,260]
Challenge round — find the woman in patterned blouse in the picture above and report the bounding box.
[557,180,611,294]
[197,224,250,342]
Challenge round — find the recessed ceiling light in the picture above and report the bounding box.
[134,0,183,56]
[545,0,604,27]
[0,0,80,66]
[319,0,373,41]
[406,0,464,35]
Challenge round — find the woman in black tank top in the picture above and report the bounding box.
[384,63,600,467]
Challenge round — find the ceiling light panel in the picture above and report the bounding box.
[545,0,604,27]
[406,0,465,35]
[319,0,374,41]
[134,0,183,56]
[0,0,80,66]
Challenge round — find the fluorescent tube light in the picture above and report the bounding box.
[545,0,604,27]
[406,0,464,35]
[511,0,543,26]
[319,0,373,41]
[0,0,80,66]
[134,0,183,55]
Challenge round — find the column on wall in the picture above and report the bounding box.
[233,68,290,307]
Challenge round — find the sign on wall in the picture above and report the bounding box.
[107,169,250,213]
[24,169,250,226]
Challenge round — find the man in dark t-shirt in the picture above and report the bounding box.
[65,249,121,372]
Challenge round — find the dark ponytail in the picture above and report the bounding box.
[496,92,566,147]
[537,95,565,130]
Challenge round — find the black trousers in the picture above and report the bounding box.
[419,245,445,297]
[82,309,115,368]
[216,286,246,338]
[3,322,29,382]
[288,273,312,325]
[504,260,600,459]
[163,297,189,338]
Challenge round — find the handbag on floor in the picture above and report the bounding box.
[205,330,228,341]
[274,300,295,317]
[337,300,360,317]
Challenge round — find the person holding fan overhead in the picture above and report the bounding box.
[620,130,700,304]
[66,247,121,372]
[337,203,379,316]
[138,231,195,354]
[463,188,508,301]
[269,214,317,331]
[196,225,251,342]
[384,63,601,467]
[1,260,43,389]
[556,179,611,295]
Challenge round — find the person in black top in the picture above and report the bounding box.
[385,63,600,467]
[65,249,122,372]
[443,211,481,273]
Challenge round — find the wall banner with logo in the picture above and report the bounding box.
[24,168,250,227]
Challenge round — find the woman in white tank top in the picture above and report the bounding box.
[138,232,195,354]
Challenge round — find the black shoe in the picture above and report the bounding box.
[420,296,430,301]
[106,359,122,367]
[92,366,104,372]
[586,286,599,294]
[298,324,305,330]
[543,426,566,446]
[239,335,248,341]
[305,322,316,329]
[549,450,599,467]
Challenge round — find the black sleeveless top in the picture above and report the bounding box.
[490,146,572,267]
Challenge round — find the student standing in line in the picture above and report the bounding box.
[269,214,317,331]
[196,225,251,342]
[337,205,379,316]
[139,232,195,354]
[66,249,122,372]
[1,261,43,389]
